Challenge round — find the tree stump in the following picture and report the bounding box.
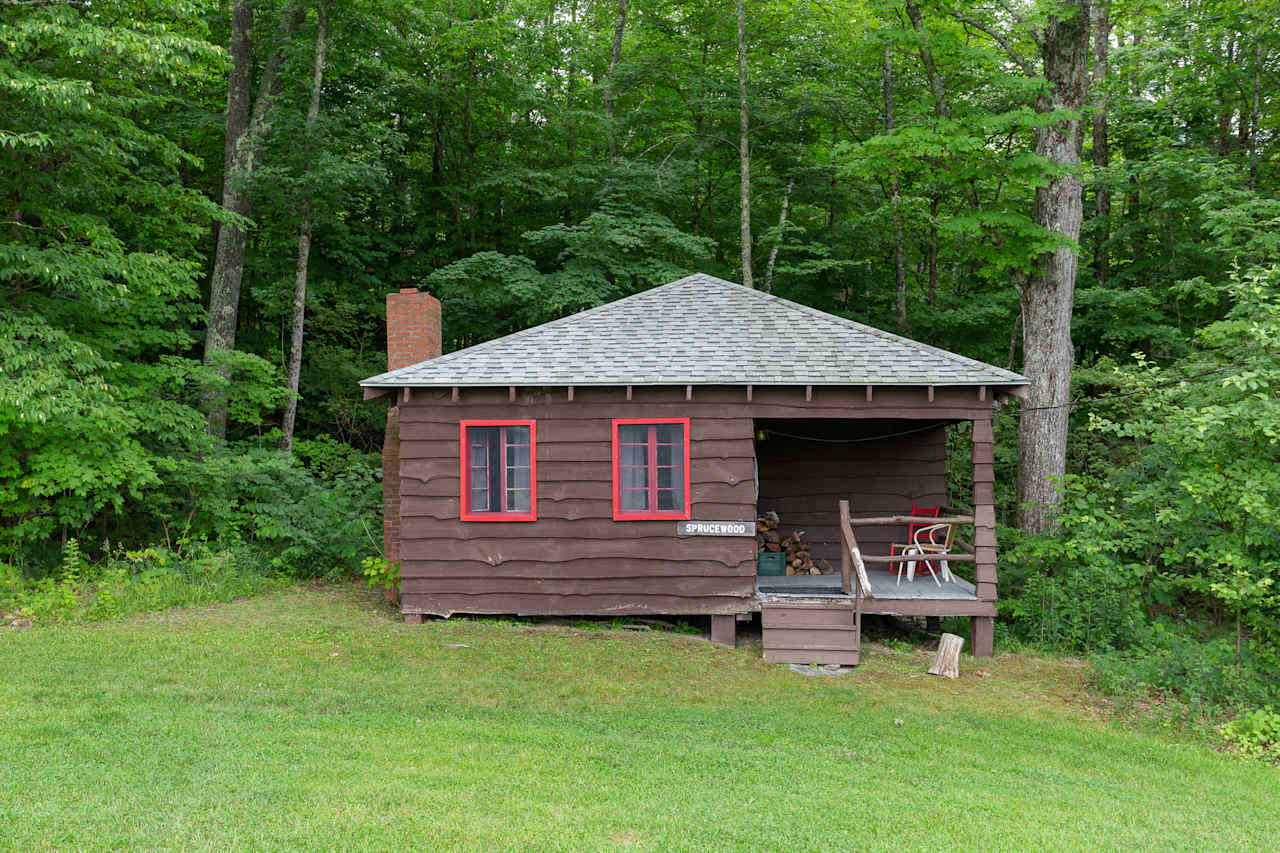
[927,633,964,679]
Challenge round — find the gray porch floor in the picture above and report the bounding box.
[756,569,977,601]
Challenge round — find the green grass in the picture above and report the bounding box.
[1,586,1275,851]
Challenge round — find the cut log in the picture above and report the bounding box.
[927,633,964,679]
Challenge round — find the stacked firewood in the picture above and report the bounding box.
[756,511,821,575]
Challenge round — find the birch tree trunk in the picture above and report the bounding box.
[1092,2,1110,286]
[604,0,629,164]
[736,0,753,288]
[1017,1,1092,534]
[762,179,793,293]
[203,2,306,439]
[884,47,908,332]
[280,0,330,453]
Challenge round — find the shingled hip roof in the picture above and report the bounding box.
[360,274,1028,389]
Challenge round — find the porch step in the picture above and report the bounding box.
[761,601,860,666]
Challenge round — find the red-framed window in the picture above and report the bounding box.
[611,418,691,521]
[459,420,537,521]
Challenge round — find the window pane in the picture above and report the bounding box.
[468,427,500,512]
[619,424,647,445]
[657,466,673,489]
[656,443,673,467]
[621,489,648,510]
[506,444,529,467]
[656,488,681,511]
[621,444,645,467]
[506,488,530,512]
[655,423,684,445]
[621,466,646,489]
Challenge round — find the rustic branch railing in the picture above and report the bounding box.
[848,514,974,526]
[838,506,977,581]
[838,500,874,599]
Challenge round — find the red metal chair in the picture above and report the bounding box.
[890,504,940,579]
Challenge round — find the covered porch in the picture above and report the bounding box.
[747,414,999,662]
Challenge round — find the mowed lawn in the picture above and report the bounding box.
[1,587,1275,851]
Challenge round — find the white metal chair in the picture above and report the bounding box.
[897,522,956,586]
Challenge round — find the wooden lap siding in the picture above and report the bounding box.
[755,420,949,564]
[397,387,758,617]
[396,386,994,618]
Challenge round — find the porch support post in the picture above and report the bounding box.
[710,615,737,648]
[404,613,424,625]
[970,616,993,658]
[971,414,997,657]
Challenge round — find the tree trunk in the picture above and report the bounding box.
[736,0,753,288]
[904,0,951,119]
[1249,39,1261,191]
[1091,2,1110,286]
[202,1,254,440]
[604,0,630,164]
[565,0,578,165]
[203,2,306,439]
[763,179,793,293]
[1003,306,1024,371]
[928,632,964,678]
[281,0,330,452]
[884,47,907,332]
[1017,1,1091,535]
[927,195,939,303]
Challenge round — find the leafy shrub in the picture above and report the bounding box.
[997,482,1150,653]
[1221,707,1280,764]
[361,555,398,594]
[1,539,283,626]
[148,446,379,579]
[1092,625,1280,714]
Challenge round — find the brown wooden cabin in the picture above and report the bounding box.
[361,274,1028,662]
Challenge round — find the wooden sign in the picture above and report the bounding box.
[676,520,754,537]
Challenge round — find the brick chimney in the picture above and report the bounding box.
[383,288,442,576]
[386,287,442,371]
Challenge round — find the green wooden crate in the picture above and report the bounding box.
[757,552,787,576]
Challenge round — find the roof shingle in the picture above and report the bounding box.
[360,274,1028,388]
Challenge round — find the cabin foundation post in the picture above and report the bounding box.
[970,616,993,657]
[710,615,737,647]
[404,612,424,625]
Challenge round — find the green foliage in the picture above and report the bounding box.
[1001,265,1280,711]
[1092,628,1280,716]
[998,489,1149,653]
[361,555,398,593]
[156,447,380,579]
[1,539,282,626]
[1221,707,1280,764]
